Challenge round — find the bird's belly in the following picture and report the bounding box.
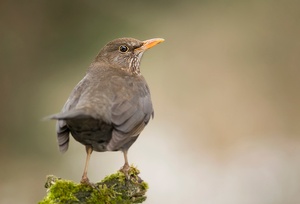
[67,119,113,152]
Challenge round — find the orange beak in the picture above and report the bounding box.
[135,38,165,52]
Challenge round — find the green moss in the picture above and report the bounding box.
[39,166,148,204]
[101,170,126,185]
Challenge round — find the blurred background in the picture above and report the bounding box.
[1,0,300,203]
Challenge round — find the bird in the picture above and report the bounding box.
[49,37,164,184]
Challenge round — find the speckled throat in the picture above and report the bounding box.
[120,54,142,75]
[128,56,141,75]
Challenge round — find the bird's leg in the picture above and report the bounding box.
[120,150,130,179]
[81,145,93,184]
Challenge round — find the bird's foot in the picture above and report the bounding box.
[80,177,99,190]
[120,164,130,180]
[80,176,90,184]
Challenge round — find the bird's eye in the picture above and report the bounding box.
[119,45,129,52]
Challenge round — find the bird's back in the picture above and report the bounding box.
[54,63,154,153]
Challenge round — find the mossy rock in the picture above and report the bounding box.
[39,166,148,204]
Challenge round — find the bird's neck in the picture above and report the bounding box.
[121,67,141,76]
[126,56,141,75]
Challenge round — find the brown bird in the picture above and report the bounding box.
[50,37,164,184]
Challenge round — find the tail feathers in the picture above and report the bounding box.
[46,109,100,153]
[56,120,70,153]
[57,131,69,153]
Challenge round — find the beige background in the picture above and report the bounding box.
[1,1,300,203]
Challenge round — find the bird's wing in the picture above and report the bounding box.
[53,77,89,153]
[107,75,154,151]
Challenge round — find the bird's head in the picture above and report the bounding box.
[95,37,164,75]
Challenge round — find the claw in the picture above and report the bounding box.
[120,164,131,180]
[80,176,90,184]
[80,177,100,190]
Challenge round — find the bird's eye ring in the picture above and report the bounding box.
[119,45,129,53]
